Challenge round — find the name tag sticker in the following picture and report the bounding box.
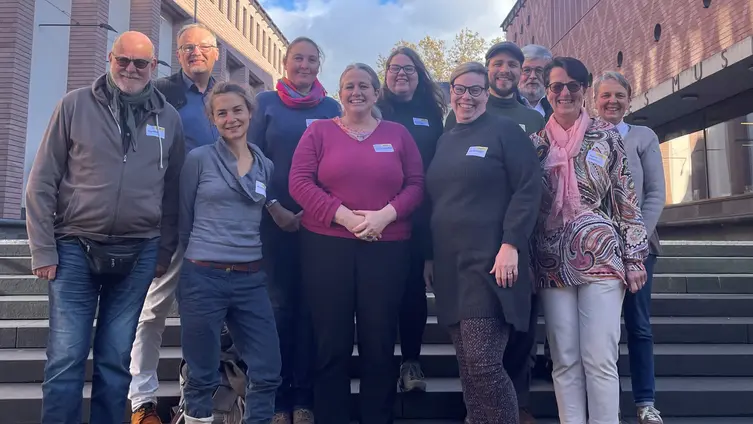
[373,144,394,153]
[466,146,488,158]
[146,124,165,138]
[306,119,319,127]
[519,124,526,132]
[586,150,608,167]
[255,181,267,196]
[413,117,430,127]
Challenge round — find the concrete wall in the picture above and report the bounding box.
[504,0,752,102]
[23,0,74,208]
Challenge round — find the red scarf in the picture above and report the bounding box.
[276,77,327,109]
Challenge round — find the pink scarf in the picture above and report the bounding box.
[276,77,327,109]
[544,108,591,230]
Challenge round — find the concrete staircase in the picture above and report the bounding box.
[1,239,753,423]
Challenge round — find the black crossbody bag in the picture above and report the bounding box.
[76,237,148,276]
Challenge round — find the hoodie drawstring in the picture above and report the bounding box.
[156,114,164,169]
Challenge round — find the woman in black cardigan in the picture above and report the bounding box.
[425,62,542,424]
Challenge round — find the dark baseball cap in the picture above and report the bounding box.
[485,41,525,66]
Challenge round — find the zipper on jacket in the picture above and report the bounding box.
[106,105,127,238]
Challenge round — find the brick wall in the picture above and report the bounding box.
[67,0,110,92]
[0,0,35,219]
[505,0,752,101]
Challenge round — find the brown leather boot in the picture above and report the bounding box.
[131,403,161,424]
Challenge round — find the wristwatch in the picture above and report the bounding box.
[265,199,278,209]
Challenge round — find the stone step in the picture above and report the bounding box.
[3,292,753,320]
[3,273,752,295]
[1,343,751,384]
[3,316,753,349]
[1,377,752,423]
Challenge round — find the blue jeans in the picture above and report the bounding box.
[623,254,657,406]
[177,259,281,423]
[41,238,159,424]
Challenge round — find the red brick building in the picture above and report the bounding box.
[0,0,288,220]
[503,0,753,237]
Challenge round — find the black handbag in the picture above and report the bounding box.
[76,237,147,276]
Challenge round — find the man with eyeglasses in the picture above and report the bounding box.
[26,31,185,424]
[128,22,220,424]
[519,45,554,121]
[445,41,545,139]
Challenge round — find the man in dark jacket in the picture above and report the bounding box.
[26,31,185,424]
[128,22,220,424]
[520,44,554,122]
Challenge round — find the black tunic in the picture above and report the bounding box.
[425,112,542,331]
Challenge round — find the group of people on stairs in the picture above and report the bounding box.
[25,22,666,424]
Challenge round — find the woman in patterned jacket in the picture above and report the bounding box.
[530,56,649,424]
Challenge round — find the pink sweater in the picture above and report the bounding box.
[289,119,424,241]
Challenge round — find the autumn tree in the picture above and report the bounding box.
[375,29,507,83]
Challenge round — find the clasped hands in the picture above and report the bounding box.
[336,204,397,242]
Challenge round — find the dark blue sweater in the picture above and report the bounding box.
[248,91,341,212]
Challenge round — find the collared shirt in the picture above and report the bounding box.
[616,120,630,139]
[179,71,219,152]
[522,95,546,117]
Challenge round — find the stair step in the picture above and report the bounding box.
[3,316,753,349]
[1,343,751,384]
[2,292,752,320]
[654,257,753,274]
[0,377,751,423]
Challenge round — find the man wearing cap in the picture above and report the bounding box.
[446,41,543,424]
[445,41,545,138]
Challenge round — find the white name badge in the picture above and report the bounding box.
[413,117,430,127]
[146,124,165,138]
[466,146,488,158]
[586,149,608,167]
[373,144,394,153]
[306,119,319,127]
[519,123,526,132]
[255,181,267,196]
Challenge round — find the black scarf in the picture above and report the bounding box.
[106,73,157,154]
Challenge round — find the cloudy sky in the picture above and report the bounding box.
[259,0,516,93]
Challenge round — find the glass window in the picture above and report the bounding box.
[661,113,753,205]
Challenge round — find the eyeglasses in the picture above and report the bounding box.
[451,84,485,97]
[112,56,151,70]
[547,82,583,94]
[179,44,217,54]
[388,65,416,75]
[522,67,544,76]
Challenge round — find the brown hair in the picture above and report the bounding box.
[205,81,258,119]
[379,46,448,118]
[283,36,325,65]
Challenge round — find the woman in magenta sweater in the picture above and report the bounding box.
[288,62,424,424]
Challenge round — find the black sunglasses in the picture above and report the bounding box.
[547,82,583,94]
[113,56,151,70]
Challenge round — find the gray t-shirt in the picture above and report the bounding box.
[179,139,273,263]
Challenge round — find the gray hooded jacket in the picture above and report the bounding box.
[25,74,185,270]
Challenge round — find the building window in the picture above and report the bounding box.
[219,0,224,12]
[703,0,712,8]
[617,51,623,67]
[250,16,254,43]
[662,113,753,204]
[235,0,240,28]
[273,45,277,69]
[279,48,283,72]
[268,38,272,63]
[256,24,261,50]
[243,8,247,36]
[262,30,267,57]
[654,24,662,41]
[227,0,232,21]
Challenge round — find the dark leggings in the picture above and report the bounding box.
[449,318,518,424]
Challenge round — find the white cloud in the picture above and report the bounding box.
[260,0,516,93]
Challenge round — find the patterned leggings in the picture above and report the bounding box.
[448,318,518,424]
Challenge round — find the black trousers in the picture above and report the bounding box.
[262,222,314,411]
[501,292,539,409]
[398,236,428,361]
[301,230,409,424]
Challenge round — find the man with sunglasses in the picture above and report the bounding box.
[128,23,221,424]
[25,31,185,424]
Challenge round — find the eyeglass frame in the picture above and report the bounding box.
[387,64,416,75]
[111,55,153,70]
[546,81,584,94]
[451,84,486,97]
[178,43,218,54]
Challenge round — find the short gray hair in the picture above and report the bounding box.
[594,71,632,98]
[176,23,217,47]
[521,44,553,62]
[449,62,490,89]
